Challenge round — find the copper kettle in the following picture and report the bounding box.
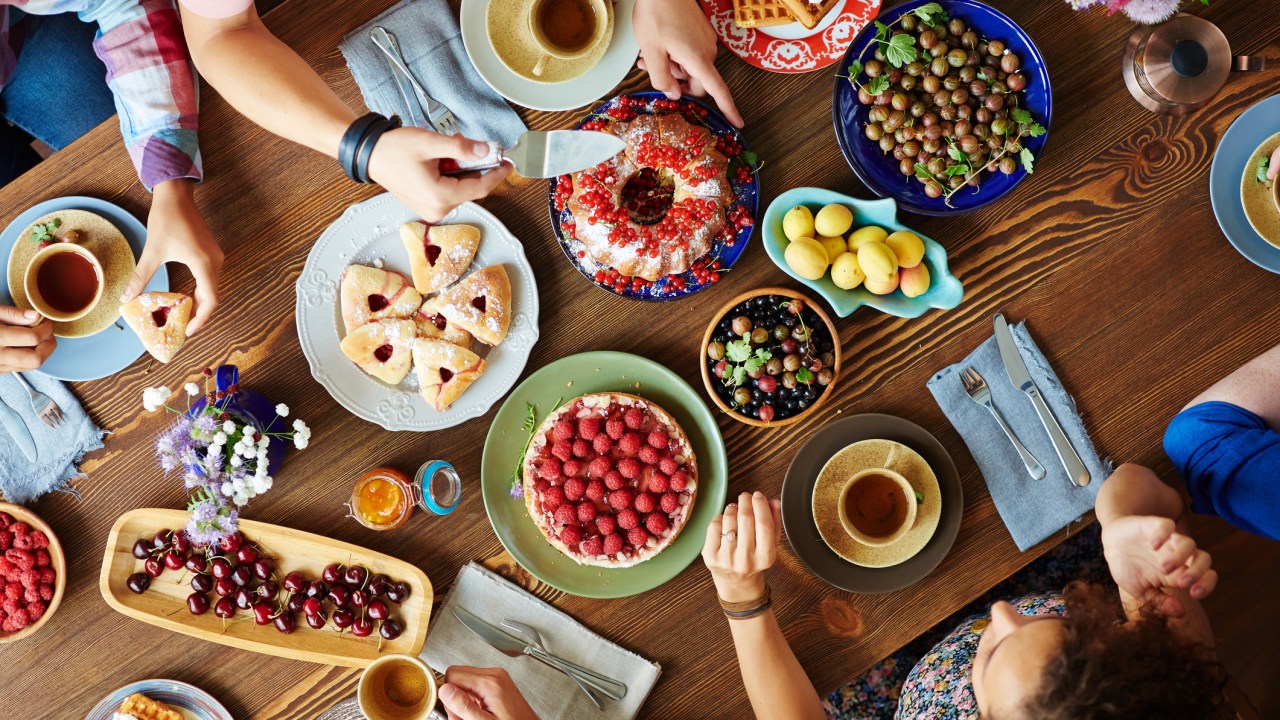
[1122,13,1264,114]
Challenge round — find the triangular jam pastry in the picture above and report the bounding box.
[339,264,422,334]
[400,221,480,294]
[339,319,416,384]
[413,338,486,411]
[414,297,472,347]
[116,693,183,720]
[435,265,511,346]
[121,291,193,363]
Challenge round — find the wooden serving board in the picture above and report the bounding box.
[99,509,433,668]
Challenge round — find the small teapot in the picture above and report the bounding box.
[1122,13,1265,114]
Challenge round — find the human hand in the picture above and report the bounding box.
[0,306,55,373]
[702,491,781,603]
[1102,515,1218,617]
[438,666,539,720]
[1269,146,1280,180]
[633,0,743,127]
[368,128,513,223]
[124,179,223,336]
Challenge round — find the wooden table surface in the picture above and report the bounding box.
[3,0,1278,717]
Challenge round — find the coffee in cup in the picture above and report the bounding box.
[358,654,439,720]
[838,444,918,548]
[24,242,104,323]
[528,0,611,77]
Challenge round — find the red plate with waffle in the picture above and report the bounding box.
[522,393,698,568]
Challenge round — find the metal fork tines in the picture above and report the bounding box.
[501,618,627,702]
[960,367,1045,480]
[13,372,63,428]
[369,26,460,136]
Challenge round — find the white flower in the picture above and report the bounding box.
[222,420,236,434]
[1122,0,1180,24]
[212,432,227,445]
[230,455,242,468]
[258,436,270,450]
[142,386,171,412]
[184,382,200,396]
[292,419,308,433]
[221,482,234,496]
[294,434,309,450]
[275,403,290,417]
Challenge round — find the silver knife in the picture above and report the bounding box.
[993,314,1090,487]
[441,130,625,178]
[370,27,431,131]
[0,395,37,462]
[453,606,628,700]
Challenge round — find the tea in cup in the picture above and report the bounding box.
[358,654,439,720]
[24,242,104,323]
[527,0,611,77]
[838,462,918,548]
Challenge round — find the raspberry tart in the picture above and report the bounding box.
[340,265,422,334]
[339,318,416,385]
[522,393,698,568]
[435,265,511,346]
[399,221,480,294]
[120,291,193,363]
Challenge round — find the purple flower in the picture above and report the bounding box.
[509,482,524,499]
[185,497,239,547]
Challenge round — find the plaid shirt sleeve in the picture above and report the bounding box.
[84,0,201,190]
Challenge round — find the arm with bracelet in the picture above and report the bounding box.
[702,492,826,720]
[176,0,510,222]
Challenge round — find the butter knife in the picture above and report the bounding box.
[993,314,1090,487]
[0,395,36,462]
[370,27,430,131]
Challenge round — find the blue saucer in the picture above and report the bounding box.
[0,196,165,381]
[1209,94,1280,273]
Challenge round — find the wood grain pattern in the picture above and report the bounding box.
[0,0,1277,717]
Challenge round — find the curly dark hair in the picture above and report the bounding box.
[1009,581,1230,720]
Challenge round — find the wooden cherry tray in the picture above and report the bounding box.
[99,508,433,668]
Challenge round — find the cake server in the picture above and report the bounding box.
[993,314,1090,487]
[441,131,625,179]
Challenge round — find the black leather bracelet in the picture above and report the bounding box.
[338,113,384,182]
[354,115,402,184]
[722,596,772,620]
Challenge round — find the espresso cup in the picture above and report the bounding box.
[837,446,918,548]
[359,655,440,720]
[528,0,611,77]
[24,242,104,323]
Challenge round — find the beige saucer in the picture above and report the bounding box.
[7,209,135,338]
[1241,131,1280,247]
[486,0,614,85]
[811,439,941,568]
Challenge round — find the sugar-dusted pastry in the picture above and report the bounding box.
[435,265,511,346]
[413,296,472,347]
[413,338,486,411]
[120,291,193,363]
[339,264,422,334]
[339,319,416,384]
[400,221,480,294]
[115,693,183,720]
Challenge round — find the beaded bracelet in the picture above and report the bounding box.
[338,113,384,183]
[719,585,771,620]
[353,115,402,184]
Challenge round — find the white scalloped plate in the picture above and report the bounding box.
[296,194,540,431]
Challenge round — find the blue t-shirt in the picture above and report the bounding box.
[1164,401,1280,539]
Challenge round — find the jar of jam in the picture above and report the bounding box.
[348,461,461,530]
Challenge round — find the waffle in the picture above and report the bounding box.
[116,694,183,720]
[779,0,840,29]
[733,0,794,28]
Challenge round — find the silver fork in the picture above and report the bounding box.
[501,619,627,705]
[370,28,461,136]
[960,367,1045,479]
[13,372,63,429]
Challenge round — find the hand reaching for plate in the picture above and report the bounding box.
[1102,515,1218,618]
[0,306,55,373]
[702,491,781,603]
[633,0,744,128]
[368,128,513,224]
[438,666,539,720]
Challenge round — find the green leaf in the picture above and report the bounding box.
[913,162,933,182]
[866,76,891,96]
[796,367,814,384]
[914,490,924,504]
[1025,123,1046,138]
[847,59,863,79]
[943,165,969,177]
[1011,108,1034,126]
[48,218,60,230]
[754,347,772,360]
[873,21,890,43]
[1020,147,1035,174]
[743,357,764,373]
[912,2,948,27]
[885,33,918,67]
[1257,156,1270,184]
[739,150,759,167]
[947,144,967,163]
[976,70,988,82]
[731,366,746,386]
[725,338,752,363]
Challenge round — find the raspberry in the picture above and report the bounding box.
[9,522,29,536]
[28,531,47,550]
[538,458,563,481]
[562,459,583,478]
[596,515,617,536]
[37,584,52,602]
[606,418,625,440]
[617,509,640,530]
[554,505,577,525]
[0,512,10,528]
[670,470,689,492]
[618,457,642,479]
[542,486,566,511]
[648,473,670,494]
[647,431,669,450]
[551,421,575,441]
[627,527,651,547]
[3,583,18,600]
[572,439,591,458]
[4,607,26,629]
[564,477,586,501]
[603,533,625,555]
[578,417,602,440]
[1,618,18,633]
[624,408,645,429]
[11,534,31,551]
[577,502,598,522]
[581,536,604,556]
[551,440,573,462]
[18,569,38,588]
[634,492,656,514]
[22,586,38,604]
[659,457,679,475]
[37,569,54,585]
[25,600,45,621]
[0,533,10,553]
[618,432,642,455]
[587,456,611,479]
[560,525,584,547]
[592,434,613,455]
[660,492,680,514]
[604,470,626,490]
[646,513,670,535]
[608,489,633,511]
[0,559,13,577]
[637,446,659,465]
[585,480,606,502]
[34,550,49,569]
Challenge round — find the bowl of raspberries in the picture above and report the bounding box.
[0,503,64,642]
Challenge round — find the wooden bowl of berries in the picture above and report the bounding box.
[701,288,842,427]
[0,503,66,643]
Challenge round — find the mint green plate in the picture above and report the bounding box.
[762,187,965,318]
[481,351,728,598]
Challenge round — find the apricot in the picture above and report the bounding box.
[885,231,925,268]
[847,225,889,252]
[856,241,898,282]
[818,235,849,262]
[784,237,829,280]
[900,264,931,298]
[864,270,900,295]
[814,204,854,237]
[782,206,815,242]
[831,252,865,290]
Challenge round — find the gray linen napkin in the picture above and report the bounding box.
[422,562,661,720]
[0,374,103,503]
[339,0,527,148]
[927,322,1110,551]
